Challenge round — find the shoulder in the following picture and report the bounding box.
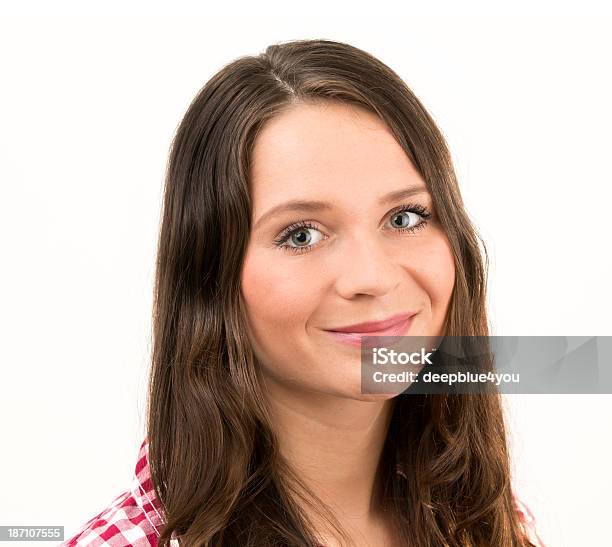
[513,494,547,547]
[59,486,160,547]
[60,437,165,546]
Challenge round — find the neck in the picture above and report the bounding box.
[263,377,396,525]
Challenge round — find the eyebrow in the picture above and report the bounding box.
[252,184,429,231]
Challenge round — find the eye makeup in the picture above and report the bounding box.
[273,203,433,255]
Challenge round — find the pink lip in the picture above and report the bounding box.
[323,312,417,348]
[325,312,418,333]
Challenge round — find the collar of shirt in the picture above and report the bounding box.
[130,437,179,546]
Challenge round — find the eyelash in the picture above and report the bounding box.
[273,203,433,255]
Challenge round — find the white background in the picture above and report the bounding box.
[1,9,611,547]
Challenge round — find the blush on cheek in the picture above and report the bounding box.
[432,237,456,295]
[241,256,316,333]
[425,236,456,332]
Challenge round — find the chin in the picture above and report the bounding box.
[353,392,398,402]
[333,385,399,402]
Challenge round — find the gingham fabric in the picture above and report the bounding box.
[62,436,546,546]
[61,437,172,547]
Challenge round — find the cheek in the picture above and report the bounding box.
[240,249,318,340]
[426,235,456,302]
[405,231,456,309]
[240,249,328,385]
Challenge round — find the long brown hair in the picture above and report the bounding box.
[146,38,536,546]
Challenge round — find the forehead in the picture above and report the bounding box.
[248,101,424,204]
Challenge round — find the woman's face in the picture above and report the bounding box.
[240,101,455,400]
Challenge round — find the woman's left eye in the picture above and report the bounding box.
[385,204,432,234]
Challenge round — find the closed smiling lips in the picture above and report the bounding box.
[323,312,417,348]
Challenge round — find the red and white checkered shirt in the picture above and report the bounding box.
[61,436,546,546]
[61,437,171,547]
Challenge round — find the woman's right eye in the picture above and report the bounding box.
[273,221,326,254]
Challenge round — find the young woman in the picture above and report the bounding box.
[63,39,546,546]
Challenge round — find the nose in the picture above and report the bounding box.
[333,229,403,299]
